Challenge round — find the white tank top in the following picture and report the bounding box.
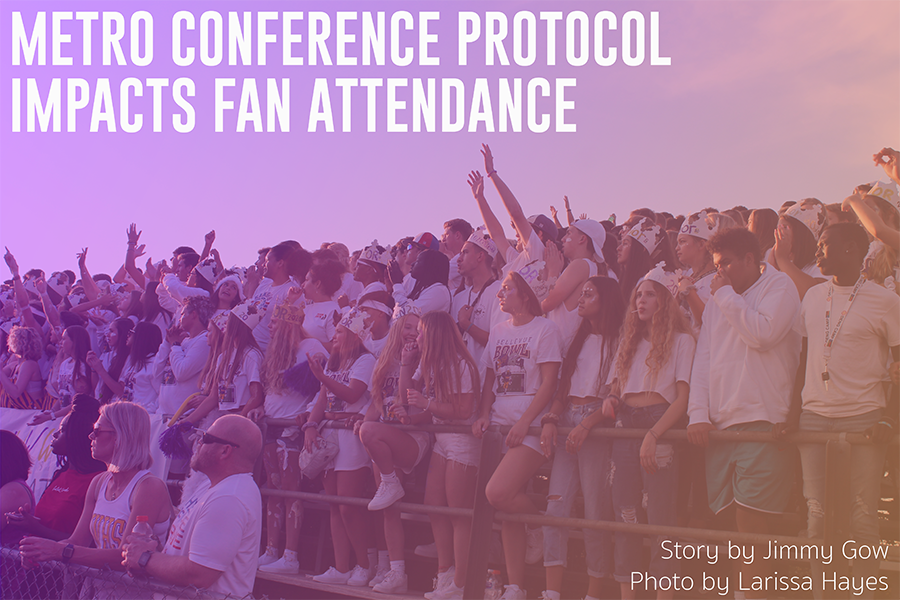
[89,470,169,549]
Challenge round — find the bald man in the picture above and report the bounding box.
[122,415,263,598]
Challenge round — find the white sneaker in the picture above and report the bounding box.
[368,477,405,511]
[499,584,526,600]
[347,564,373,587]
[312,566,351,584]
[373,568,408,594]
[525,525,543,564]
[369,564,390,587]
[415,542,438,558]
[259,556,300,574]
[424,566,455,599]
[258,549,279,567]
[435,582,464,600]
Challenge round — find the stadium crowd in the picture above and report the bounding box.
[2,144,899,600]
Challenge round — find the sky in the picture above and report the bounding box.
[1,0,898,277]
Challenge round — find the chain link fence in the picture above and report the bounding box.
[1,546,254,600]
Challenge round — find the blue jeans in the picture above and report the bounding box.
[611,403,678,583]
[798,408,886,599]
[543,401,614,578]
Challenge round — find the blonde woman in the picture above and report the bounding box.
[356,313,425,593]
[604,266,695,600]
[20,402,171,573]
[255,288,328,574]
[0,325,45,409]
[304,310,377,586]
[407,311,481,600]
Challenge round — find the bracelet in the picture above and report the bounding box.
[301,421,319,431]
[877,419,895,429]
[400,362,414,367]
[425,397,432,412]
[487,170,497,178]
[578,421,591,432]
[464,322,474,335]
[647,429,659,440]
[606,394,621,407]
[540,413,559,427]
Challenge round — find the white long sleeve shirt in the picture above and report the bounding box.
[688,265,801,430]
[392,282,452,317]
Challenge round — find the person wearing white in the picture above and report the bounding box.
[441,219,475,291]
[154,297,212,417]
[687,228,801,600]
[542,219,610,348]
[782,223,900,597]
[391,249,452,318]
[122,415,263,599]
[473,271,562,600]
[452,230,503,379]
[304,313,377,587]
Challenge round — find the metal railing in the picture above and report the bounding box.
[257,417,898,599]
[0,546,252,600]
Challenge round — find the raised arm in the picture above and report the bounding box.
[76,248,102,301]
[124,224,146,290]
[468,170,512,259]
[200,230,215,261]
[843,193,900,251]
[874,147,900,185]
[481,144,533,249]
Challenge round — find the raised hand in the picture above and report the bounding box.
[467,170,485,200]
[563,195,571,210]
[480,143,495,174]
[205,230,216,247]
[286,286,304,305]
[578,213,588,220]
[126,223,142,246]
[874,147,900,184]
[76,248,88,271]
[4,247,19,277]
[549,205,558,220]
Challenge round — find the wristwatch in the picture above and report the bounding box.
[61,544,75,563]
[138,551,153,570]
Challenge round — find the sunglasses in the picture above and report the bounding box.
[195,429,240,448]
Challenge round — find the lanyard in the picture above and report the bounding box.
[821,277,864,388]
[466,277,497,312]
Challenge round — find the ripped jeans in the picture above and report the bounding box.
[543,401,614,578]
[611,403,678,583]
[798,408,885,599]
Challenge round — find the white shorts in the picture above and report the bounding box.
[434,432,482,468]
[490,396,544,455]
[329,429,373,472]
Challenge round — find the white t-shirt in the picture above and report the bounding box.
[679,268,715,334]
[303,300,340,345]
[448,253,463,291]
[334,272,364,304]
[119,356,160,413]
[249,278,298,353]
[502,229,550,301]
[483,316,563,399]
[163,472,262,598]
[450,279,503,377]
[264,338,329,419]
[609,333,695,404]
[862,240,899,294]
[568,333,615,399]
[363,333,388,358]
[688,266,801,429]
[216,348,263,412]
[799,280,900,418]
[323,353,376,471]
[416,361,477,425]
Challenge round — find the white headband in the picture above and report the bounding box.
[359,299,392,316]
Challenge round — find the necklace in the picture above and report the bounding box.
[691,265,717,282]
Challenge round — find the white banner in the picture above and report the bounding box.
[0,408,170,502]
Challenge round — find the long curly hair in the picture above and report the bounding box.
[371,314,419,408]
[418,312,480,415]
[261,307,309,393]
[214,314,262,387]
[612,280,690,396]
